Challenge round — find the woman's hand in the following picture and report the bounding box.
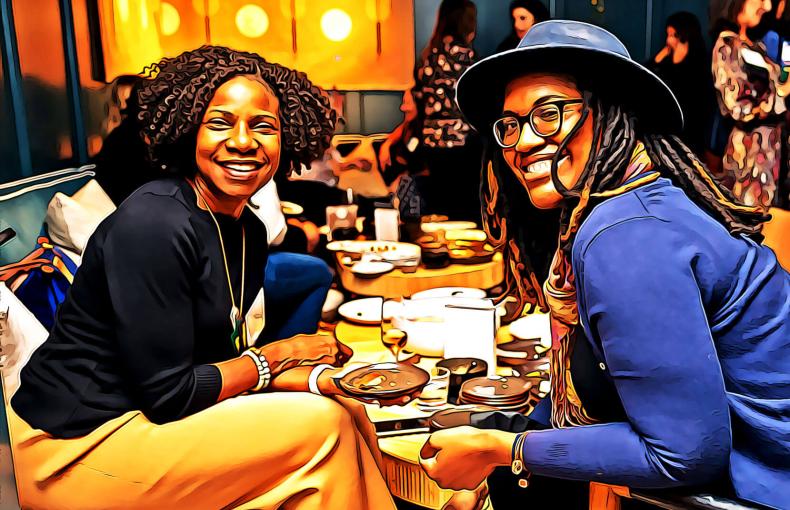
[379,138,394,172]
[419,426,516,490]
[654,45,671,64]
[441,483,489,510]
[259,332,353,376]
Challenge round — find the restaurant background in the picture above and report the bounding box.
[1,0,710,182]
[0,1,709,508]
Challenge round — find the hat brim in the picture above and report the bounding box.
[456,45,683,135]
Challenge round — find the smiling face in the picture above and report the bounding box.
[194,75,281,203]
[500,74,594,209]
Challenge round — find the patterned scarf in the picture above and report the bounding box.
[544,142,659,428]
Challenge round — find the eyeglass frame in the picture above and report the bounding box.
[492,99,585,148]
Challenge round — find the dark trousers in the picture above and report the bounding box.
[421,140,483,224]
[262,251,333,341]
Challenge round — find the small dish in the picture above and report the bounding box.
[508,314,552,344]
[338,298,384,325]
[421,221,477,233]
[444,229,487,242]
[280,201,304,216]
[351,260,395,278]
[337,362,430,399]
[411,287,487,300]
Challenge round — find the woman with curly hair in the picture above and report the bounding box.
[8,46,397,510]
[418,22,790,509]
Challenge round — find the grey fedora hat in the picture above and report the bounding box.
[456,20,683,134]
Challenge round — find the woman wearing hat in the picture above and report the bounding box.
[419,21,790,509]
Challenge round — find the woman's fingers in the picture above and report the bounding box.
[420,435,440,460]
[338,340,354,359]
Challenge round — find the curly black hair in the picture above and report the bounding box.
[136,45,336,176]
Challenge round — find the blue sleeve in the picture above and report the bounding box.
[520,218,731,488]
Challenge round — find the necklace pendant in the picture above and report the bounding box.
[229,306,240,328]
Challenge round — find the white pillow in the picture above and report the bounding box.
[0,283,48,402]
[249,180,287,246]
[45,179,116,255]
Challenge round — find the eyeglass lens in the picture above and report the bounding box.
[494,103,563,147]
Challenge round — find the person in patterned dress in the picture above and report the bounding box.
[412,0,482,223]
[712,0,790,208]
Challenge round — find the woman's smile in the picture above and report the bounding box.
[516,153,570,181]
[214,157,267,180]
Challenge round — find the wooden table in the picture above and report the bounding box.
[336,252,505,299]
[333,316,551,509]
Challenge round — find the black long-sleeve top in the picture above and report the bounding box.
[12,178,268,438]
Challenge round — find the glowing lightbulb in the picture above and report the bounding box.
[236,5,269,38]
[160,2,180,36]
[321,8,352,42]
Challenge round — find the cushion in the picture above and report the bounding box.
[249,180,287,246]
[45,179,115,255]
[0,282,48,401]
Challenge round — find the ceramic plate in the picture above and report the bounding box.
[508,314,552,345]
[280,201,304,215]
[444,229,487,242]
[337,362,430,398]
[351,260,394,278]
[421,221,477,233]
[338,298,384,325]
[411,287,487,300]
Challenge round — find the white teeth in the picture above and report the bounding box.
[526,160,552,174]
[224,163,258,172]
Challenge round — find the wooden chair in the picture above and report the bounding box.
[589,483,772,510]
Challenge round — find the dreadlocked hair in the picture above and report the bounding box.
[483,91,767,427]
[555,92,766,254]
[136,46,336,176]
[481,143,561,318]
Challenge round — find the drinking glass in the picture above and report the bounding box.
[416,366,450,410]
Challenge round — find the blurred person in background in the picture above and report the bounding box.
[711,0,790,209]
[759,0,790,207]
[378,87,430,221]
[412,0,481,223]
[650,12,715,157]
[496,0,551,52]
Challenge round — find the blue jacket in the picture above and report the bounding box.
[520,177,790,509]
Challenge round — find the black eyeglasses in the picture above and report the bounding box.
[492,99,584,148]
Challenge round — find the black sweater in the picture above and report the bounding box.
[12,178,268,438]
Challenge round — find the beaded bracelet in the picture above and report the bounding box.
[242,349,271,392]
[511,432,531,488]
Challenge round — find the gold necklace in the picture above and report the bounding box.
[189,180,246,353]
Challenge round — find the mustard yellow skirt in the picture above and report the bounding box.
[8,392,395,510]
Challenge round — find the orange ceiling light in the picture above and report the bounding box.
[236,4,269,37]
[321,8,352,42]
[160,2,181,36]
